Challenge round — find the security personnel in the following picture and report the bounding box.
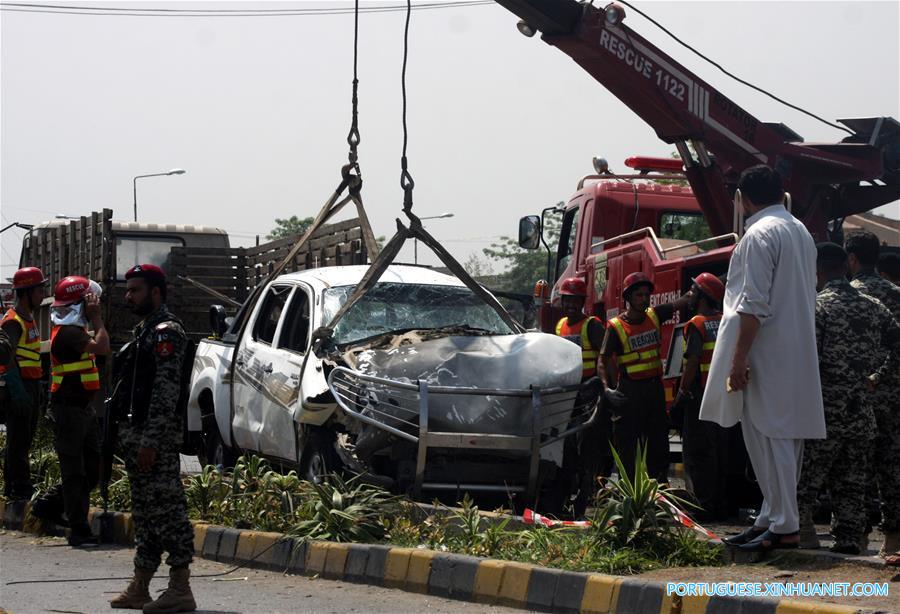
[598,272,691,482]
[798,243,900,555]
[555,276,606,515]
[110,264,196,613]
[0,267,48,499]
[47,276,110,546]
[672,273,727,520]
[845,231,900,559]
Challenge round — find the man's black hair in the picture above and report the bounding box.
[816,242,848,278]
[878,252,900,279]
[844,230,880,267]
[737,165,784,206]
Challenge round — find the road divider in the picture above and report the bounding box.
[0,500,866,614]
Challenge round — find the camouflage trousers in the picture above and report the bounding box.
[798,411,870,544]
[867,386,900,531]
[121,427,194,570]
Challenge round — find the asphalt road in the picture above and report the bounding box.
[0,531,519,614]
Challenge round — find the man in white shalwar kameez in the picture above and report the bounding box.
[699,165,825,552]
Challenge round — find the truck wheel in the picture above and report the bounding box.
[200,425,237,470]
[300,431,341,484]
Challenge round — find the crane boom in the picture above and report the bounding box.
[496,0,900,239]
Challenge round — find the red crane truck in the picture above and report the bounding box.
[500,0,900,402]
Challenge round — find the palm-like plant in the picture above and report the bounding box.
[591,443,691,548]
[289,474,397,543]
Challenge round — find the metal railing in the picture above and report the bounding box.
[591,227,665,256]
[591,227,738,259]
[658,232,739,254]
[327,366,597,500]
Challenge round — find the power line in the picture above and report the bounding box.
[615,0,853,135]
[0,0,494,17]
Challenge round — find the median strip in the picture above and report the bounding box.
[1,504,872,613]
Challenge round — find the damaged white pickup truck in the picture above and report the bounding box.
[187,264,598,511]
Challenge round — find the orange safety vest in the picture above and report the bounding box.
[608,308,663,380]
[556,315,601,379]
[682,314,721,388]
[0,308,43,380]
[50,325,100,393]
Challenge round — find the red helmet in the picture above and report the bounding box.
[559,277,587,297]
[52,276,91,307]
[692,272,725,303]
[623,272,654,298]
[12,267,47,290]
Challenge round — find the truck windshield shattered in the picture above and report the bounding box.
[322,283,515,345]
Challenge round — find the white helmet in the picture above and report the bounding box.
[88,279,103,298]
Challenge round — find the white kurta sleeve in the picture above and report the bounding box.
[734,230,775,322]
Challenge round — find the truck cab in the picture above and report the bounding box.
[520,157,738,402]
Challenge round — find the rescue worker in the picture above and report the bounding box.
[798,243,900,554]
[47,276,110,546]
[0,267,48,500]
[31,278,105,529]
[845,231,900,560]
[110,264,196,613]
[598,272,691,482]
[554,276,606,515]
[671,272,729,521]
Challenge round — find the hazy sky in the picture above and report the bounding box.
[2,0,898,277]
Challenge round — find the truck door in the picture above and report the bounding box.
[232,284,295,459]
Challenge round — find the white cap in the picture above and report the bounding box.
[88,280,103,298]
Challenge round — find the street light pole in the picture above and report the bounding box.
[414,212,454,265]
[133,168,186,222]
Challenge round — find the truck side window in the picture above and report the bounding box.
[253,285,291,345]
[659,212,712,243]
[556,206,580,279]
[278,288,311,353]
[115,235,184,280]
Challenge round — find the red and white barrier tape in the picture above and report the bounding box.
[522,508,592,528]
[522,494,721,542]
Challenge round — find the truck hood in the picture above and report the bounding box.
[340,331,582,435]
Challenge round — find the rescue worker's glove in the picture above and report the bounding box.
[668,390,692,430]
[603,388,627,408]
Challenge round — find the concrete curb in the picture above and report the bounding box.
[0,501,866,614]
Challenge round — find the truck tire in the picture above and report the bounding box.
[300,430,341,485]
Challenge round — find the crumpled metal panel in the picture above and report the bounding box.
[345,332,582,436]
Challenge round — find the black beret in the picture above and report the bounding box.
[816,242,847,264]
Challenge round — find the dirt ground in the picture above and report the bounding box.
[639,559,899,612]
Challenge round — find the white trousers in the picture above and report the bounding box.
[742,411,804,533]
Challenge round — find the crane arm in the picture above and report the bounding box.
[496,0,900,238]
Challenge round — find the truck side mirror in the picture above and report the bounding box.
[209,304,228,339]
[518,215,542,250]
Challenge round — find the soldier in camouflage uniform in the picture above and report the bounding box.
[797,243,900,554]
[845,231,900,559]
[110,264,196,613]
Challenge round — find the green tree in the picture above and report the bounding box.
[483,214,561,295]
[267,215,314,241]
[462,253,495,278]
